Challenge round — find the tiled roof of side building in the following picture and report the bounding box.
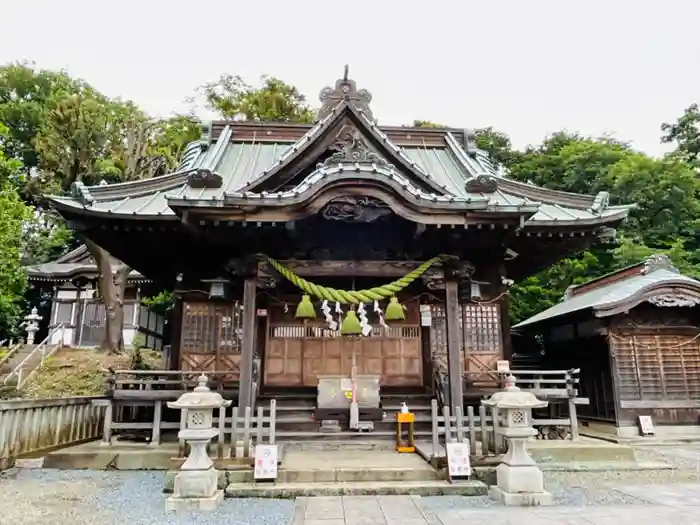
[513,255,700,329]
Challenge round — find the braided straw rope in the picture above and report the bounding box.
[264,256,443,304]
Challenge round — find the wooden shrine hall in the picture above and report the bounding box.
[48,69,632,413]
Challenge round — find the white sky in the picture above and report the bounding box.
[2,0,698,157]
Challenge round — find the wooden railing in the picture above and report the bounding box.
[0,396,106,469]
[176,400,277,463]
[3,324,66,388]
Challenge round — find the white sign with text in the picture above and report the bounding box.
[446,442,472,480]
[254,444,278,481]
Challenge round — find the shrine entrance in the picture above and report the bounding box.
[263,301,423,388]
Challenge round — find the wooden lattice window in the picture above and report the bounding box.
[612,334,700,401]
[181,302,243,354]
[461,304,502,353]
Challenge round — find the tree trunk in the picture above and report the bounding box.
[85,239,131,354]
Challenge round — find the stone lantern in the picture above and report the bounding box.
[165,374,232,512]
[23,307,43,345]
[482,374,553,506]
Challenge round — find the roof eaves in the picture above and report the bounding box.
[222,162,490,212]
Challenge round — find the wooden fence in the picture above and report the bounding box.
[176,400,277,464]
[0,396,105,469]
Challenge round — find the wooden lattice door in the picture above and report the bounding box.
[180,302,243,380]
[461,303,503,386]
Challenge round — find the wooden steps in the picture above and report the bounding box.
[263,390,435,441]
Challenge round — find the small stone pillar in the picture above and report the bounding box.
[23,307,42,345]
[165,375,231,512]
[482,374,553,506]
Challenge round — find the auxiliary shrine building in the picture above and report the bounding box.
[49,72,631,410]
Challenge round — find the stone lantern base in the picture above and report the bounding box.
[489,461,553,506]
[165,467,223,511]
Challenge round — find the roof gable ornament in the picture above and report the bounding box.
[320,125,388,168]
[317,65,374,122]
[321,195,392,223]
[70,181,95,206]
[641,254,679,275]
[465,174,498,194]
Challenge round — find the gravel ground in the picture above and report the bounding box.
[0,469,294,525]
[3,445,700,523]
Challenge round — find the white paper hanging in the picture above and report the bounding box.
[357,302,372,337]
[321,300,338,331]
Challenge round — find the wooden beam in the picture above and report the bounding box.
[238,278,257,409]
[258,260,444,278]
[445,280,463,412]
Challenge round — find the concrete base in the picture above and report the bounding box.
[165,490,224,511]
[226,480,487,498]
[489,486,553,506]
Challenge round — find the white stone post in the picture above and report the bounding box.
[23,307,42,345]
[165,375,232,512]
[482,374,553,506]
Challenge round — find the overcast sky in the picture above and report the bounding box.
[2,0,698,157]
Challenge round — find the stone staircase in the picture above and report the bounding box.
[0,344,51,390]
[262,390,436,442]
[223,441,487,497]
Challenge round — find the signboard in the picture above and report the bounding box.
[638,415,655,436]
[257,309,268,317]
[254,444,278,481]
[445,442,471,481]
[496,360,510,373]
[420,305,432,327]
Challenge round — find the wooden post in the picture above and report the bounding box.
[444,280,463,413]
[100,401,113,446]
[150,401,162,446]
[238,278,257,410]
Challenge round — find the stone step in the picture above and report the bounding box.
[280,439,401,452]
[275,429,434,441]
[227,466,442,484]
[224,479,487,498]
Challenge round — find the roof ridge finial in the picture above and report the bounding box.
[317,65,374,122]
[642,253,679,275]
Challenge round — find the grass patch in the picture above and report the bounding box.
[22,348,164,399]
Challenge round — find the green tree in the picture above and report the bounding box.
[199,74,315,123]
[0,123,32,337]
[661,103,700,167]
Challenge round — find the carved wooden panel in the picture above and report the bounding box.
[611,333,700,401]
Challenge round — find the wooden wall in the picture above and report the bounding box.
[609,305,700,426]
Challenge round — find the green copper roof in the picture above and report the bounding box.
[48,73,633,229]
[514,255,700,329]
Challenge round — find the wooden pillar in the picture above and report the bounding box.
[445,280,463,412]
[238,278,257,409]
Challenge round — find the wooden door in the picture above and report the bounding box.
[461,304,503,387]
[264,301,423,387]
[179,302,243,380]
[80,302,106,347]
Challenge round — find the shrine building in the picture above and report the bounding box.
[47,70,632,412]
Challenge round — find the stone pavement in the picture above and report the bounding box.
[292,487,700,525]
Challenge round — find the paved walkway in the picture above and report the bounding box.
[293,486,700,525]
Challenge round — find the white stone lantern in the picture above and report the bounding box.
[23,307,43,345]
[165,374,232,512]
[482,374,553,506]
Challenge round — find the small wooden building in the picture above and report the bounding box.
[26,245,165,349]
[514,255,700,438]
[46,70,631,411]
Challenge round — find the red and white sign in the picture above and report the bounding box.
[254,444,278,480]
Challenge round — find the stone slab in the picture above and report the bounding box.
[224,480,487,498]
[164,489,224,511]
